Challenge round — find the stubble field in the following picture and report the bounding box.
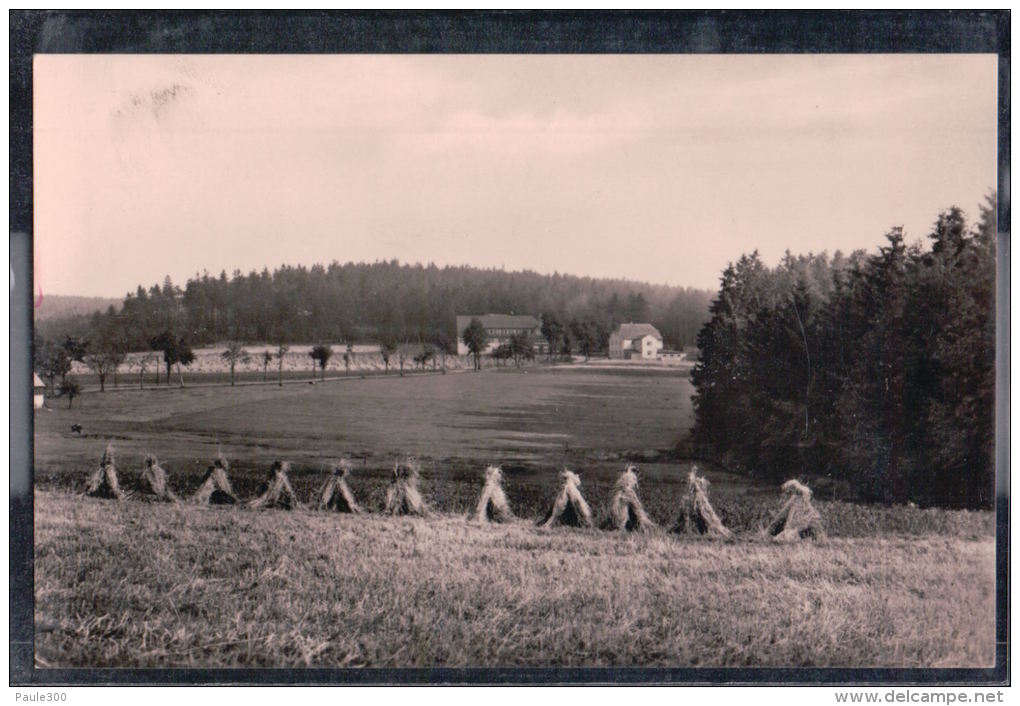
[33,365,996,669]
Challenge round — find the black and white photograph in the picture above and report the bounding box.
[11,10,1007,685]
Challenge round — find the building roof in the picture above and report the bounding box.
[613,323,662,341]
[33,373,46,388]
[456,314,542,333]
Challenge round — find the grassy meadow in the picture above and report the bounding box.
[33,365,997,669]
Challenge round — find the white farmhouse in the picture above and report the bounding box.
[608,323,663,360]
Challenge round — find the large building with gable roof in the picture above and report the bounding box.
[456,314,547,356]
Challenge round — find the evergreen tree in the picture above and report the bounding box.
[691,205,995,509]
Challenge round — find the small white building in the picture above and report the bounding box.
[608,323,663,360]
[33,373,46,409]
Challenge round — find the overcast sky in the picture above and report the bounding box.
[34,54,997,298]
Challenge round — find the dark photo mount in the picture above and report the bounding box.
[9,10,1010,686]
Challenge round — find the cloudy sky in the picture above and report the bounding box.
[34,54,997,298]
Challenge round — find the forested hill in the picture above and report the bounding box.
[34,295,122,322]
[36,260,713,351]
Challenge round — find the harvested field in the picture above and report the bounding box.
[34,366,994,536]
[32,365,997,668]
[35,491,995,668]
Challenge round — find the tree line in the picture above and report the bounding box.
[36,260,712,352]
[691,197,996,510]
[33,261,713,397]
